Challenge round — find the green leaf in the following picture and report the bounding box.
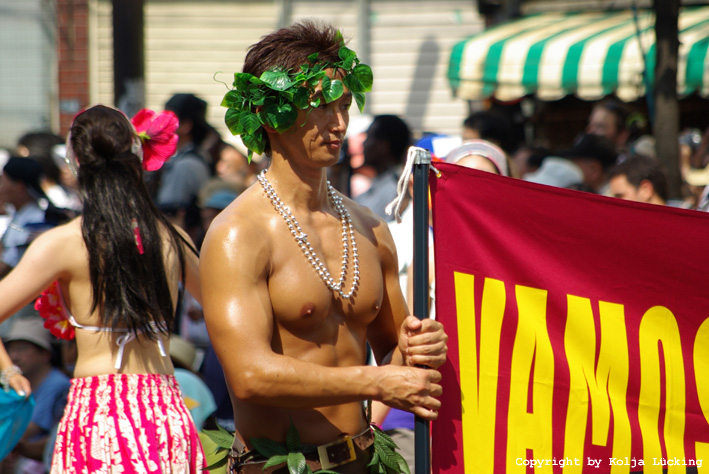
[201,428,235,449]
[367,450,380,468]
[287,452,307,474]
[322,77,344,103]
[308,71,326,87]
[250,436,289,457]
[352,64,374,92]
[234,72,260,89]
[397,456,411,474]
[279,89,294,102]
[252,94,266,107]
[353,91,366,113]
[225,108,243,135]
[307,52,319,63]
[372,426,398,450]
[292,87,311,109]
[335,30,345,47]
[198,431,229,474]
[262,101,297,133]
[242,130,266,157]
[205,455,229,472]
[375,445,403,473]
[263,454,289,469]
[221,90,241,108]
[261,69,293,91]
[239,111,262,135]
[286,421,301,452]
[338,46,356,70]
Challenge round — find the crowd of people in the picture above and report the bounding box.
[0,18,707,474]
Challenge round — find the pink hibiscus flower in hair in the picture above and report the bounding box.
[131,109,179,171]
[35,281,75,340]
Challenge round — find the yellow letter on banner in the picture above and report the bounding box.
[693,318,709,473]
[563,297,631,474]
[454,272,505,474]
[506,285,554,474]
[638,306,686,474]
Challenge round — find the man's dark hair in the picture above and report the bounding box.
[367,115,412,164]
[243,20,342,80]
[594,98,629,134]
[165,93,213,147]
[608,153,669,202]
[563,133,618,170]
[241,20,343,154]
[463,111,511,152]
[17,131,64,183]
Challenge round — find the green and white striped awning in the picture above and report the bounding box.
[448,6,709,102]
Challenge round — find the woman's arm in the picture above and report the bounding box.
[0,223,77,396]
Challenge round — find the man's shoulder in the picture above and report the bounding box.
[203,187,273,246]
[345,195,392,236]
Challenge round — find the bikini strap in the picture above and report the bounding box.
[68,315,166,369]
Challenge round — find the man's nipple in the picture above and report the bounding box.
[300,303,316,317]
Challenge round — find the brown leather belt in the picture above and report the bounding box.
[228,427,374,474]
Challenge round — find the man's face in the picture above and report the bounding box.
[7,340,50,378]
[0,174,21,206]
[609,174,644,202]
[217,146,249,185]
[277,70,351,167]
[362,123,388,168]
[586,107,620,145]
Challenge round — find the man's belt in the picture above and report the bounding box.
[229,427,375,474]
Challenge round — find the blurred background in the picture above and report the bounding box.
[1,0,708,190]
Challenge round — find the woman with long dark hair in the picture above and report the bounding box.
[0,105,206,472]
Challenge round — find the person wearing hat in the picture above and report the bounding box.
[152,93,214,242]
[169,335,216,430]
[0,157,50,279]
[562,133,619,195]
[4,318,69,473]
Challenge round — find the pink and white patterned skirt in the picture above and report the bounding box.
[50,373,207,473]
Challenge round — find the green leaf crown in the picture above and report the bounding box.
[221,31,373,161]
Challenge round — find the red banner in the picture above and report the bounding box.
[429,162,709,474]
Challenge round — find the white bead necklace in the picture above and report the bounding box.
[257,170,360,299]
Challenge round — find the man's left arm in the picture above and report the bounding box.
[366,224,447,370]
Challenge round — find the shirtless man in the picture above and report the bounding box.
[200,21,447,473]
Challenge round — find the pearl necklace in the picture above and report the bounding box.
[257,170,360,299]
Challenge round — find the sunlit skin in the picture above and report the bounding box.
[201,71,448,451]
[609,175,664,205]
[216,145,251,186]
[456,154,499,174]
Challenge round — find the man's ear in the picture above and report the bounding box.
[638,179,655,202]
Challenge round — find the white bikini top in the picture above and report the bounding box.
[68,315,167,370]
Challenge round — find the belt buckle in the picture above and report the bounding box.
[317,436,356,470]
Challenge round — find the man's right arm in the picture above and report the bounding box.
[199,209,441,416]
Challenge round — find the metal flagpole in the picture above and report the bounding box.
[411,147,432,474]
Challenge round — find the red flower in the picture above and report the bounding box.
[131,109,179,171]
[35,281,75,341]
